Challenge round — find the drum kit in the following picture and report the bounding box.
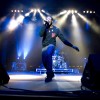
[12,59,27,71]
[52,52,67,69]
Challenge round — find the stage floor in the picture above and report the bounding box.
[1,72,98,99]
[0,72,82,91]
[0,72,100,99]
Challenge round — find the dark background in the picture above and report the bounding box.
[0,0,100,17]
[0,0,100,71]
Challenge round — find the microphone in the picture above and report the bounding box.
[43,20,50,28]
[44,20,48,24]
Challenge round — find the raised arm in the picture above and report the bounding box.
[39,21,50,37]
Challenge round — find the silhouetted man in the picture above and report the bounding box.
[39,16,79,82]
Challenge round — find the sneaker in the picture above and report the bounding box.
[45,77,53,82]
[45,73,54,82]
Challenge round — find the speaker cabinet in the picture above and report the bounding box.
[81,54,100,90]
[0,63,10,85]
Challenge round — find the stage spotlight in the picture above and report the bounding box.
[33,9,37,16]
[37,9,40,12]
[41,9,45,13]
[7,19,18,31]
[25,13,30,17]
[78,13,100,34]
[30,9,34,12]
[11,10,13,12]
[21,10,23,12]
[71,10,74,14]
[93,11,95,13]
[83,11,85,13]
[14,10,17,12]
[38,9,46,20]
[72,14,78,27]
[17,10,20,12]
[90,11,92,13]
[16,15,24,24]
[86,11,89,13]
[75,10,77,13]
[68,10,71,13]
[59,10,67,15]
[55,10,70,28]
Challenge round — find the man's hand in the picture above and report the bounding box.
[72,46,80,52]
[44,21,50,29]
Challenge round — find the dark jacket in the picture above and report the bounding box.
[39,24,73,48]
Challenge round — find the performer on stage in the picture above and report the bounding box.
[39,16,80,82]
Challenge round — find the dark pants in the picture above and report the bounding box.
[42,44,55,77]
